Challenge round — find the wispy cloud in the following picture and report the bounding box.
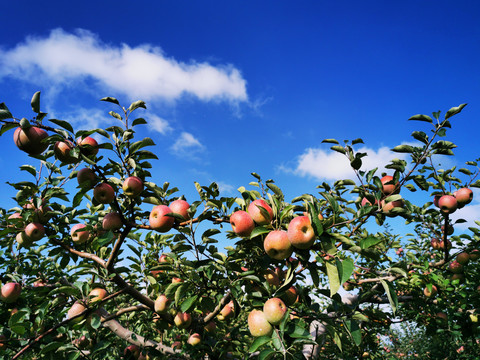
[171,132,204,156]
[148,114,172,135]
[0,28,248,103]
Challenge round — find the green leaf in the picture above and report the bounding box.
[322,138,339,144]
[20,165,37,177]
[249,336,271,352]
[325,260,341,296]
[180,294,198,313]
[89,313,101,329]
[132,118,147,126]
[109,111,122,121]
[31,91,41,113]
[266,182,283,198]
[128,100,147,111]
[130,137,155,153]
[100,97,120,105]
[445,103,467,120]
[49,118,74,133]
[360,236,383,249]
[330,145,346,154]
[0,103,13,120]
[175,283,189,306]
[408,114,433,123]
[165,282,182,299]
[258,348,276,360]
[0,122,17,135]
[352,138,364,145]
[250,226,270,238]
[392,145,414,153]
[380,279,398,315]
[340,257,354,284]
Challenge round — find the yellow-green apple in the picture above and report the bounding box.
[174,312,192,329]
[67,301,87,323]
[154,294,170,314]
[149,205,174,232]
[456,252,470,265]
[448,260,464,273]
[169,199,191,221]
[381,175,399,195]
[454,187,473,208]
[248,310,273,337]
[102,212,123,231]
[93,183,115,204]
[54,140,77,164]
[438,195,457,214]
[263,298,287,325]
[287,216,315,249]
[70,224,90,244]
[230,210,255,237]
[124,344,140,359]
[122,176,144,197]
[423,285,438,298]
[16,231,33,247]
[77,136,98,157]
[24,222,45,241]
[13,126,48,155]
[1,283,22,303]
[218,301,234,321]
[281,286,298,306]
[89,288,108,303]
[470,249,480,260]
[187,333,201,346]
[247,199,273,225]
[263,269,280,287]
[264,230,293,260]
[77,168,97,188]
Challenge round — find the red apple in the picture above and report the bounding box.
[433,195,441,208]
[423,285,437,298]
[174,312,192,329]
[438,195,457,214]
[169,199,191,221]
[77,168,97,188]
[67,301,87,323]
[247,199,274,225]
[70,224,90,244]
[263,298,287,325]
[124,344,140,359]
[248,310,273,337]
[171,277,183,283]
[381,199,404,217]
[24,222,45,241]
[77,136,98,157]
[431,238,441,250]
[264,230,293,260]
[469,249,480,261]
[122,176,144,197]
[102,212,123,231]
[13,126,48,155]
[287,216,315,249]
[204,320,216,333]
[1,283,22,303]
[230,210,255,237]
[187,333,201,346]
[89,288,108,303]
[93,183,115,204]
[456,252,470,265]
[381,175,399,195]
[454,187,473,208]
[16,231,33,247]
[149,205,174,232]
[448,260,464,273]
[54,140,77,164]
[218,301,234,321]
[281,286,298,306]
[450,273,465,283]
[154,294,170,314]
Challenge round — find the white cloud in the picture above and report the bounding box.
[171,132,204,155]
[0,28,248,102]
[148,114,172,135]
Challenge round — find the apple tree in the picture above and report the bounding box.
[0,92,479,359]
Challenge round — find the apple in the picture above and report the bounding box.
[16,231,33,247]
[381,199,404,217]
[77,136,99,157]
[456,252,470,265]
[172,277,183,284]
[442,224,454,235]
[263,269,280,287]
[281,286,298,306]
[247,199,274,225]
[67,301,87,323]
[54,140,77,164]
[33,279,47,287]
[1,283,21,303]
[89,288,108,303]
[381,175,399,195]
[230,210,255,237]
[436,312,448,322]
[439,239,452,250]
[423,285,437,298]
[122,176,144,197]
[248,310,273,337]
[264,230,293,260]
[174,312,192,329]
[124,344,140,359]
[451,273,465,284]
[343,282,355,291]
[154,295,170,314]
[454,187,473,208]
[7,212,22,227]
[263,298,287,325]
[274,267,286,281]
[448,260,464,274]
[13,126,48,155]
[204,321,216,333]
[77,168,97,188]
[470,249,480,260]
[172,341,182,350]
[0,334,6,351]
[24,222,45,241]
[287,216,315,249]
[169,199,191,221]
[70,224,90,244]
[361,197,378,207]
[438,195,457,214]
[187,333,201,346]
[93,183,116,204]
[102,212,123,231]
[218,301,234,321]
[149,205,174,232]
[431,238,441,250]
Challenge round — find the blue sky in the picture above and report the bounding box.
[1,1,480,229]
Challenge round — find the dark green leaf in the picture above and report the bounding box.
[129,100,147,111]
[392,145,414,153]
[360,236,383,249]
[408,114,433,123]
[322,139,339,144]
[180,294,198,313]
[445,103,467,120]
[249,336,271,352]
[325,260,340,296]
[100,97,120,105]
[49,119,74,133]
[132,118,147,126]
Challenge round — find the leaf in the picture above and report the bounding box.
[250,226,270,238]
[132,118,147,126]
[330,145,346,154]
[352,138,364,145]
[408,114,433,123]
[0,122,17,135]
[130,137,155,153]
[89,313,101,329]
[180,294,198,313]
[266,182,283,198]
[109,111,122,121]
[322,138,339,144]
[175,283,189,306]
[392,145,414,153]
[0,103,13,120]
[360,236,383,249]
[31,91,41,113]
[445,103,467,120]
[20,165,37,177]
[325,260,341,296]
[128,100,147,111]
[100,97,120,105]
[380,279,398,315]
[49,119,74,133]
[340,257,354,284]
[249,336,271,352]
[258,349,276,360]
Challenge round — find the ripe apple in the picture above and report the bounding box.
[149,205,174,232]
[381,199,404,217]
[77,168,97,188]
[67,301,87,323]
[431,238,441,250]
[442,224,454,235]
[248,310,273,337]
[247,199,274,225]
[89,288,108,303]
[264,230,293,260]
[172,341,182,350]
[423,285,437,298]
[187,333,201,346]
[450,273,465,284]
[381,175,399,195]
[13,126,48,155]
[439,239,452,250]
[24,222,45,241]
[436,312,448,322]
[230,210,255,237]
[218,301,234,321]
[169,199,191,221]
[77,136,99,157]
[174,312,192,329]
[122,176,144,197]
[456,252,470,265]
[281,286,298,306]
[274,267,286,281]
[93,183,116,204]
[263,298,287,325]
[204,321,216,333]
[54,140,77,164]
[454,187,473,208]
[287,216,315,249]
[102,212,123,231]
[361,197,378,207]
[124,344,140,359]
[70,224,90,244]
[438,195,457,214]
[1,283,22,303]
[171,277,183,283]
[470,249,480,261]
[263,269,280,287]
[448,260,464,274]
[16,231,33,247]
[154,295,170,314]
